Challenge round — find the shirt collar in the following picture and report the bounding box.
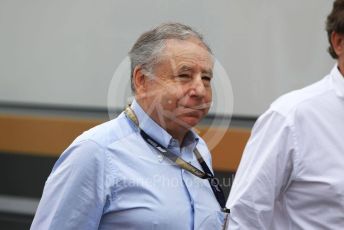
[331,64,344,99]
[130,99,199,149]
[181,131,200,159]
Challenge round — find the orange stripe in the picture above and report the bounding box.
[0,115,102,156]
[198,126,250,171]
[0,115,250,171]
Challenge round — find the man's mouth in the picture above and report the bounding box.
[179,102,211,111]
[176,104,209,117]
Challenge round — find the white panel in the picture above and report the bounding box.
[0,0,335,116]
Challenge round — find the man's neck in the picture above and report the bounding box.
[136,98,188,145]
[166,128,187,145]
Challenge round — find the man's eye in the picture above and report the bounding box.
[177,74,191,80]
[202,76,212,82]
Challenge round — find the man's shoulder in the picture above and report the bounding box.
[270,75,332,117]
[49,113,137,176]
[72,112,135,148]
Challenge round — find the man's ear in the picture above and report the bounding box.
[133,66,147,95]
[331,31,344,57]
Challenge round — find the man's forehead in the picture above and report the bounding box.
[160,39,213,65]
[164,38,211,54]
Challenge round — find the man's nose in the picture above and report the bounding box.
[189,75,207,97]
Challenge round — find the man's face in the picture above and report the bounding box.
[137,38,213,136]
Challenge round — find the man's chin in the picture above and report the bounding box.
[178,116,202,129]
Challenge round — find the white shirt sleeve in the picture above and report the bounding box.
[30,140,108,230]
[226,110,299,229]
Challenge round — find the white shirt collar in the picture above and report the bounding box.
[330,64,344,99]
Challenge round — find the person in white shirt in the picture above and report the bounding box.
[226,0,344,229]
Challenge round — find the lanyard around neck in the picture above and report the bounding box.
[124,106,229,213]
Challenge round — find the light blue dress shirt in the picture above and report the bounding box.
[31,100,225,230]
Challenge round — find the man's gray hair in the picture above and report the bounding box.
[128,22,212,92]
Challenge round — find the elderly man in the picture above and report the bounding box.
[226,1,344,229]
[31,23,227,230]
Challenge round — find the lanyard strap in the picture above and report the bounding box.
[124,106,229,213]
[194,148,228,212]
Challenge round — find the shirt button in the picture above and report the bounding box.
[157,154,164,163]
